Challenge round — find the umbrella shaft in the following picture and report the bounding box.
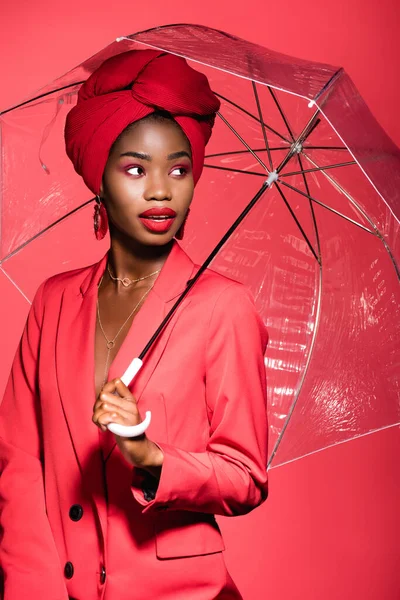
[139,178,272,360]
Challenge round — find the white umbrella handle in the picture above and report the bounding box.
[106,358,152,438]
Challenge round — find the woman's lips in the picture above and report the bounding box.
[138,208,177,234]
[139,215,176,233]
[139,207,177,218]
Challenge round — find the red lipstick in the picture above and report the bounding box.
[139,207,177,217]
[138,207,177,233]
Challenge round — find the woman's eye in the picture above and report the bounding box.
[171,167,187,176]
[126,166,144,176]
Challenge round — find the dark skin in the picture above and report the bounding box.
[92,117,194,476]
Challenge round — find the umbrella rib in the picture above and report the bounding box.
[252,82,274,171]
[38,97,66,175]
[267,263,322,468]
[296,153,322,261]
[270,423,400,469]
[279,160,356,178]
[268,87,296,142]
[276,109,322,173]
[301,151,382,228]
[217,112,270,172]
[297,115,322,149]
[0,82,84,116]
[279,180,375,234]
[305,145,347,151]
[204,163,266,177]
[214,91,291,143]
[266,88,324,265]
[0,198,94,265]
[205,147,292,159]
[301,151,400,278]
[268,167,325,467]
[275,183,320,263]
[0,266,31,304]
[267,257,323,468]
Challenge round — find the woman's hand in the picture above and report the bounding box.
[92,378,163,471]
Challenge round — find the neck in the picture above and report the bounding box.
[107,231,174,281]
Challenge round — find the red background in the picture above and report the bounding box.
[0,2,399,598]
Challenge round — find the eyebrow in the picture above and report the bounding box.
[167,151,191,161]
[119,150,192,161]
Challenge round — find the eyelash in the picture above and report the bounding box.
[126,166,188,177]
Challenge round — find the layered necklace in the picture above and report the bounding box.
[97,263,161,389]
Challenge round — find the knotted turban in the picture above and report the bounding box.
[64,49,220,195]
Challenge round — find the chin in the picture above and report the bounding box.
[142,235,175,247]
[129,230,177,247]
[112,221,174,245]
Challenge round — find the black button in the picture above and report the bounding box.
[142,486,156,502]
[64,561,74,579]
[141,473,159,502]
[69,504,83,521]
[100,565,106,584]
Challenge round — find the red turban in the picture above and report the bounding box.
[64,49,220,194]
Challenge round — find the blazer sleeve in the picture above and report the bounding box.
[131,282,269,516]
[0,281,68,600]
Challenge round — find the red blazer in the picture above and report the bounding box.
[0,241,269,600]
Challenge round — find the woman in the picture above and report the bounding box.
[0,50,269,600]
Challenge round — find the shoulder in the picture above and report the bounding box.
[42,262,93,293]
[188,266,267,343]
[191,265,257,311]
[195,269,269,355]
[31,260,98,313]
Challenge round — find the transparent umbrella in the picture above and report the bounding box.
[1,23,399,468]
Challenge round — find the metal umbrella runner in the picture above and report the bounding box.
[0,24,399,467]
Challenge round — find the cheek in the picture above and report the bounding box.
[104,170,145,203]
[174,177,194,205]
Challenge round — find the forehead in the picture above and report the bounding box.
[114,118,191,153]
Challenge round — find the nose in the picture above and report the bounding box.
[143,174,172,202]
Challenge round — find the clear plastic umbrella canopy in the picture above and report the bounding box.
[1,24,399,468]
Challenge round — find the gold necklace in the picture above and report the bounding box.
[97,274,155,389]
[107,263,161,287]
